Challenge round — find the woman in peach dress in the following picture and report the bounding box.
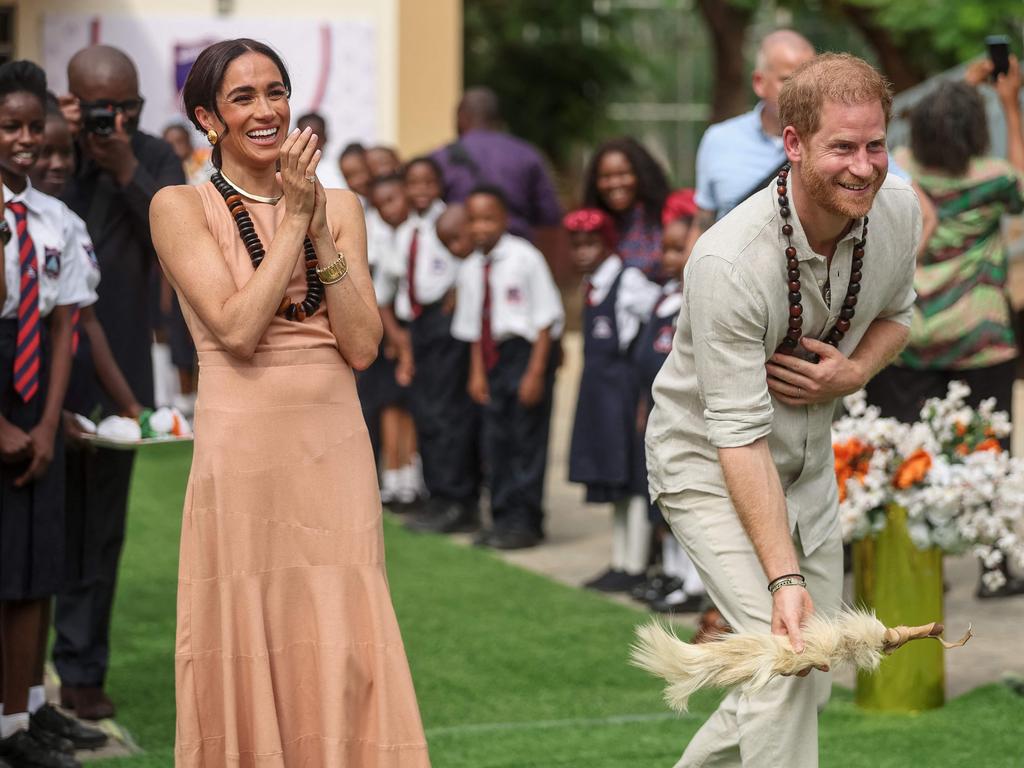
[150,39,430,767]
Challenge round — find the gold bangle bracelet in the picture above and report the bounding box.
[316,252,348,285]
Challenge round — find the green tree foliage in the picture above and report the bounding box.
[463,0,643,168]
[791,0,1024,90]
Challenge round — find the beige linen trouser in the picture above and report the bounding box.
[657,489,843,768]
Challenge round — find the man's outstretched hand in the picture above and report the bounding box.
[766,337,866,406]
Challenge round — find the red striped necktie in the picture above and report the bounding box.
[481,259,498,371]
[7,201,41,402]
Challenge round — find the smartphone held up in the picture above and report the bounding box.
[986,35,1011,82]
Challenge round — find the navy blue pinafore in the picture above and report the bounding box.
[634,294,680,395]
[569,268,644,503]
[633,291,681,521]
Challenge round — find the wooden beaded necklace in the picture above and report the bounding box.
[775,164,867,362]
[211,171,324,321]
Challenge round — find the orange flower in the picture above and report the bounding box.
[893,449,932,489]
[955,443,969,457]
[974,438,1002,453]
[955,421,968,436]
[834,438,872,502]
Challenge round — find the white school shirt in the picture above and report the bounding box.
[2,182,97,320]
[652,279,682,320]
[376,201,458,321]
[365,208,397,275]
[585,254,661,351]
[451,233,565,344]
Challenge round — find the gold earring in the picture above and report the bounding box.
[207,129,218,146]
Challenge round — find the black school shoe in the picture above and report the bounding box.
[487,528,540,550]
[31,705,108,751]
[631,574,682,604]
[583,569,646,593]
[405,500,479,534]
[650,588,705,614]
[0,730,80,768]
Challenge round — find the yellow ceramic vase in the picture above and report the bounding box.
[852,504,945,711]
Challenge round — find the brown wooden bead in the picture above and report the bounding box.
[852,259,863,272]
[777,185,787,196]
[782,224,793,236]
[788,316,802,329]
[836,319,851,332]
[787,327,801,339]
[780,206,791,218]
[294,306,306,321]
[781,336,797,348]
[787,259,799,272]
[278,297,291,313]
[788,280,800,292]
[789,304,802,317]
[788,269,800,281]
[851,270,862,283]
[779,169,788,179]
[848,282,861,295]
[844,295,858,307]
[785,247,797,258]
[840,307,854,320]
[788,291,801,303]
[853,247,865,259]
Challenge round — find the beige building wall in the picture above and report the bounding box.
[11,0,460,156]
[396,0,461,157]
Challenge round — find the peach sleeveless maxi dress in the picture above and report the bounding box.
[173,182,431,767]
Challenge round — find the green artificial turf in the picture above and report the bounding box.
[102,443,1024,766]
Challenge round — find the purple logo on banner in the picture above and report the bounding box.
[175,40,217,95]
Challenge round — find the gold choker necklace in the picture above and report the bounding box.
[218,169,282,204]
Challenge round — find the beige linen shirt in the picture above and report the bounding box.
[646,173,922,555]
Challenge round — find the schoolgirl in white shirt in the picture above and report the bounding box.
[0,60,96,768]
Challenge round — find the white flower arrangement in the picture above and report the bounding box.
[833,382,1024,590]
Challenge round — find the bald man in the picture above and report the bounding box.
[54,45,185,721]
[690,30,816,238]
[688,31,910,249]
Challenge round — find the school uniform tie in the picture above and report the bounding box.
[480,259,499,371]
[407,227,422,319]
[71,307,82,355]
[583,278,595,307]
[7,201,41,402]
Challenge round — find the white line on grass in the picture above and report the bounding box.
[425,711,694,737]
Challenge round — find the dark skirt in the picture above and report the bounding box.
[0,318,66,600]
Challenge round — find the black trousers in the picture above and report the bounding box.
[53,446,135,688]
[410,303,481,505]
[864,359,1016,425]
[485,337,558,536]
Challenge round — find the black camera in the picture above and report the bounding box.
[83,103,119,136]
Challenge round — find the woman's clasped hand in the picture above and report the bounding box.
[277,125,321,222]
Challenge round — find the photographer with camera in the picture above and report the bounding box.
[53,45,184,722]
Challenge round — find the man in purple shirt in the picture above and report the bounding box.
[431,87,563,241]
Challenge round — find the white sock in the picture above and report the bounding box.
[683,557,707,596]
[610,501,628,571]
[411,453,427,494]
[624,495,652,575]
[27,685,45,715]
[1,712,29,738]
[383,468,401,488]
